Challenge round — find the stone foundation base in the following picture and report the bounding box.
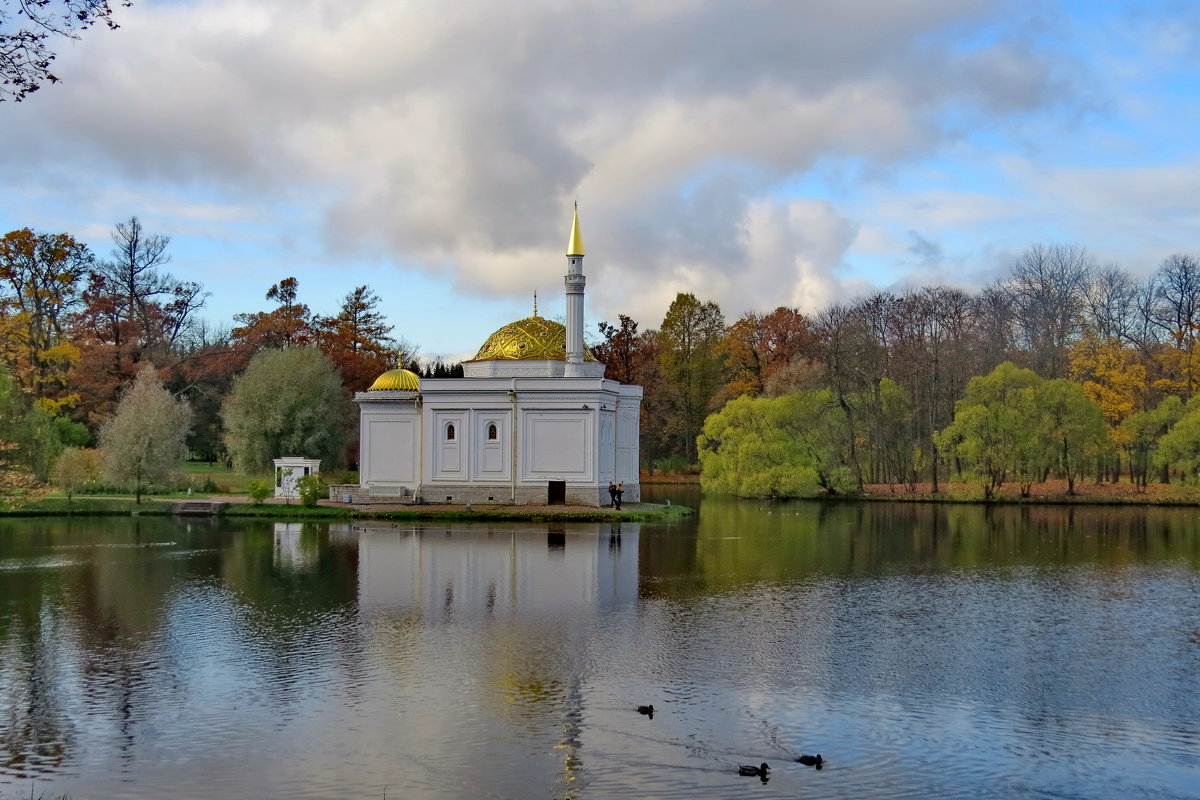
[329,483,641,507]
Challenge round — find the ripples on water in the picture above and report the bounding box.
[0,505,1197,799]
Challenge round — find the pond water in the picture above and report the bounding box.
[1,489,1198,799]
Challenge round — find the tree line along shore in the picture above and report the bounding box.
[5,220,1200,505]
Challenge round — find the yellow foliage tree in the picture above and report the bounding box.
[0,228,92,399]
[1068,332,1146,446]
[1149,327,1200,399]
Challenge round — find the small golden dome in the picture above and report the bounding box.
[368,367,420,391]
[470,315,598,362]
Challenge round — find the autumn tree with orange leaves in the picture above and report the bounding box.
[315,285,403,392]
[716,307,817,403]
[70,217,207,425]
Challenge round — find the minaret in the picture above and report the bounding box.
[564,204,586,377]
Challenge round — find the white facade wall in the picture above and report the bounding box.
[352,374,642,506]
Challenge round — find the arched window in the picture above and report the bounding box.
[487,423,498,440]
[446,423,456,441]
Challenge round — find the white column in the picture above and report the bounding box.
[565,252,585,376]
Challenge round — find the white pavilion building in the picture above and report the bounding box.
[340,210,642,507]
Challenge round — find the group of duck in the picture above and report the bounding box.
[636,705,823,782]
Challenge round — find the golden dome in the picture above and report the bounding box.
[367,366,420,391]
[470,315,598,362]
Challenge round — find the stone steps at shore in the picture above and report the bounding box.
[171,501,224,516]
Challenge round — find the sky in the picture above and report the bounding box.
[2,0,1199,362]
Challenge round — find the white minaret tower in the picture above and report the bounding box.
[564,203,586,377]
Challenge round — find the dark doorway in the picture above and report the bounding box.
[547,480,566,505]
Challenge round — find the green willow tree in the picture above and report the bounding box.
[1152,396,1200,482]
[936,362,1107,498]
[1121,396,1185,489]
[935,362,1040,497]
[1039,378,1109,494]
[698,390,853,498]
[0,367,42,505]
[221,346,352,474]
[98,364,192,502]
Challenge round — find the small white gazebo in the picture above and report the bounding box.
[273,457,321,498]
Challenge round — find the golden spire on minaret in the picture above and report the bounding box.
[566,201,585,256]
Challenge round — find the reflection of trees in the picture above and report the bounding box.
[0,580,71,775]
[0,516,196,776]
[216,521,362,711]
[638,497,1200,595]
[0,516,364,777]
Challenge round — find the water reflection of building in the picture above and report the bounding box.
[272,522,317,572]
[353,522,640,617]
[352,521,639,799]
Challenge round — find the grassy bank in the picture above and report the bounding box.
[853,479,1200,506]
[181,461,261,493]
[0,496,693,522]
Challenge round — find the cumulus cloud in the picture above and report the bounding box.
[0,0,1090,329]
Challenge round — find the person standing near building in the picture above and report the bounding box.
[608,481,617,507]
[615,482,624,510]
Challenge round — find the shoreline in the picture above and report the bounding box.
[0,496,694,522]
[7,478,1199,517]
[643,474,1200,506]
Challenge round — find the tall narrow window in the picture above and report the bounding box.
[446,423,456,441]
[487,423,498,440]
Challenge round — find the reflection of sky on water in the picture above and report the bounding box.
[1,510,1198,799]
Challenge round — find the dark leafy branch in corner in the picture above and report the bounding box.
[0,0,132,101]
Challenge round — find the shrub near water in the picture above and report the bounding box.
[297,474,324,507]
[75,473,217,497]
[246,480,272,504]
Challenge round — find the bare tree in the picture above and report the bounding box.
[1083,264,1142,344]
[1147,253,1200,348]
[1144,253,1200,397]
[1006,243,1094,377]
[88,216,207,353]
[1,1,131,101]
[815,303,874,491]
[973,284,1018,370]
[852,291,901,381]
[894,286,979,491]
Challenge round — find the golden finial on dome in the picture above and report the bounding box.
[566,202,585,256]
[533,290,538,317]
